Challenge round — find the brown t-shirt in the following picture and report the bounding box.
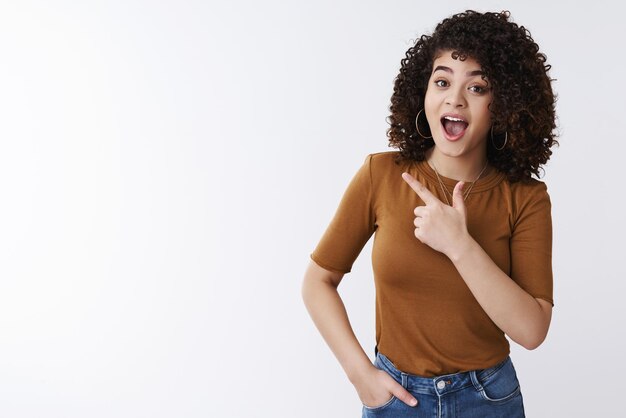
[310,151,553,377]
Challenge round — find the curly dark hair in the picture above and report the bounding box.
[387,10,558,182]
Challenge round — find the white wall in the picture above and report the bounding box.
[0,0,623,417]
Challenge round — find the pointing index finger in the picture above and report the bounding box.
[401,172,439,205]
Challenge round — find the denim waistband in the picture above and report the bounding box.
[375,351,511,397]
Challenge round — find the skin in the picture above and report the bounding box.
[301,49,553,410]
[301,262,419,409]
[400,175,553,351]
[424,50,494,181]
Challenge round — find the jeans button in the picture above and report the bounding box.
[436,380,445,390]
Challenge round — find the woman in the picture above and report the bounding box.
[302,10,557,417]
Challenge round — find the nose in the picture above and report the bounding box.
[445,85,467,108]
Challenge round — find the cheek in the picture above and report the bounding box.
[423,90,438,126]
[472,102,493,129]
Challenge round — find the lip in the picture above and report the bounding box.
[440,113,469,141]
[440,113,468,123]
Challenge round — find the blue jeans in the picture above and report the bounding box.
[362,351,525,417]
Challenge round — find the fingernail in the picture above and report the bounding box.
[410,398,418,406]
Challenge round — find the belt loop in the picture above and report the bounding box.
[401,372,408,389]
[470,370,483,392]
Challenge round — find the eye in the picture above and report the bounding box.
[434,79,448,88]
[469,85,489,94]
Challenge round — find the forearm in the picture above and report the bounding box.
[301,277,374,383]
[448,235,549,349]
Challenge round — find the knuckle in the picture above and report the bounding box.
[395,388,411,402]
[398,392,410,403]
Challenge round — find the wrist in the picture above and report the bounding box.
[347,360,377,386]
[446,232,475,263]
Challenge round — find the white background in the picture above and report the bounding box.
[0,1,624,417]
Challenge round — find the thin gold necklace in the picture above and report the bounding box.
[430,159,489,205]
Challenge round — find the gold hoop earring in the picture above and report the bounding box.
[415,109,432,139]
[490,126,508,151]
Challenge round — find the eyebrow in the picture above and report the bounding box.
[433,65,485,77]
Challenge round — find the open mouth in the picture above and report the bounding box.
[441,115,469,139]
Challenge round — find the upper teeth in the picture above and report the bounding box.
[444,116,465,122]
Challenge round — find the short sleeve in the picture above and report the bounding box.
[310,154,377,274]
[510,181,554,306]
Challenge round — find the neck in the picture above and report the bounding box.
[425,147,490,182]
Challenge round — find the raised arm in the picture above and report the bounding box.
[447,239,552,350]
[401,172,553,350]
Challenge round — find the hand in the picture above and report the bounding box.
[353,364,418,408]
[401,172,470,257]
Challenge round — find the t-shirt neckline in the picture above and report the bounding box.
[412,159,505,193]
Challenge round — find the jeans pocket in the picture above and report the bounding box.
[362,353,402,413]
[476,358,522,405]
[362,394,397,412]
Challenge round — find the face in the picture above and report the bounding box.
[424,50,493,161]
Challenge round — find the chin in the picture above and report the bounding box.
[432,140,467,156]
